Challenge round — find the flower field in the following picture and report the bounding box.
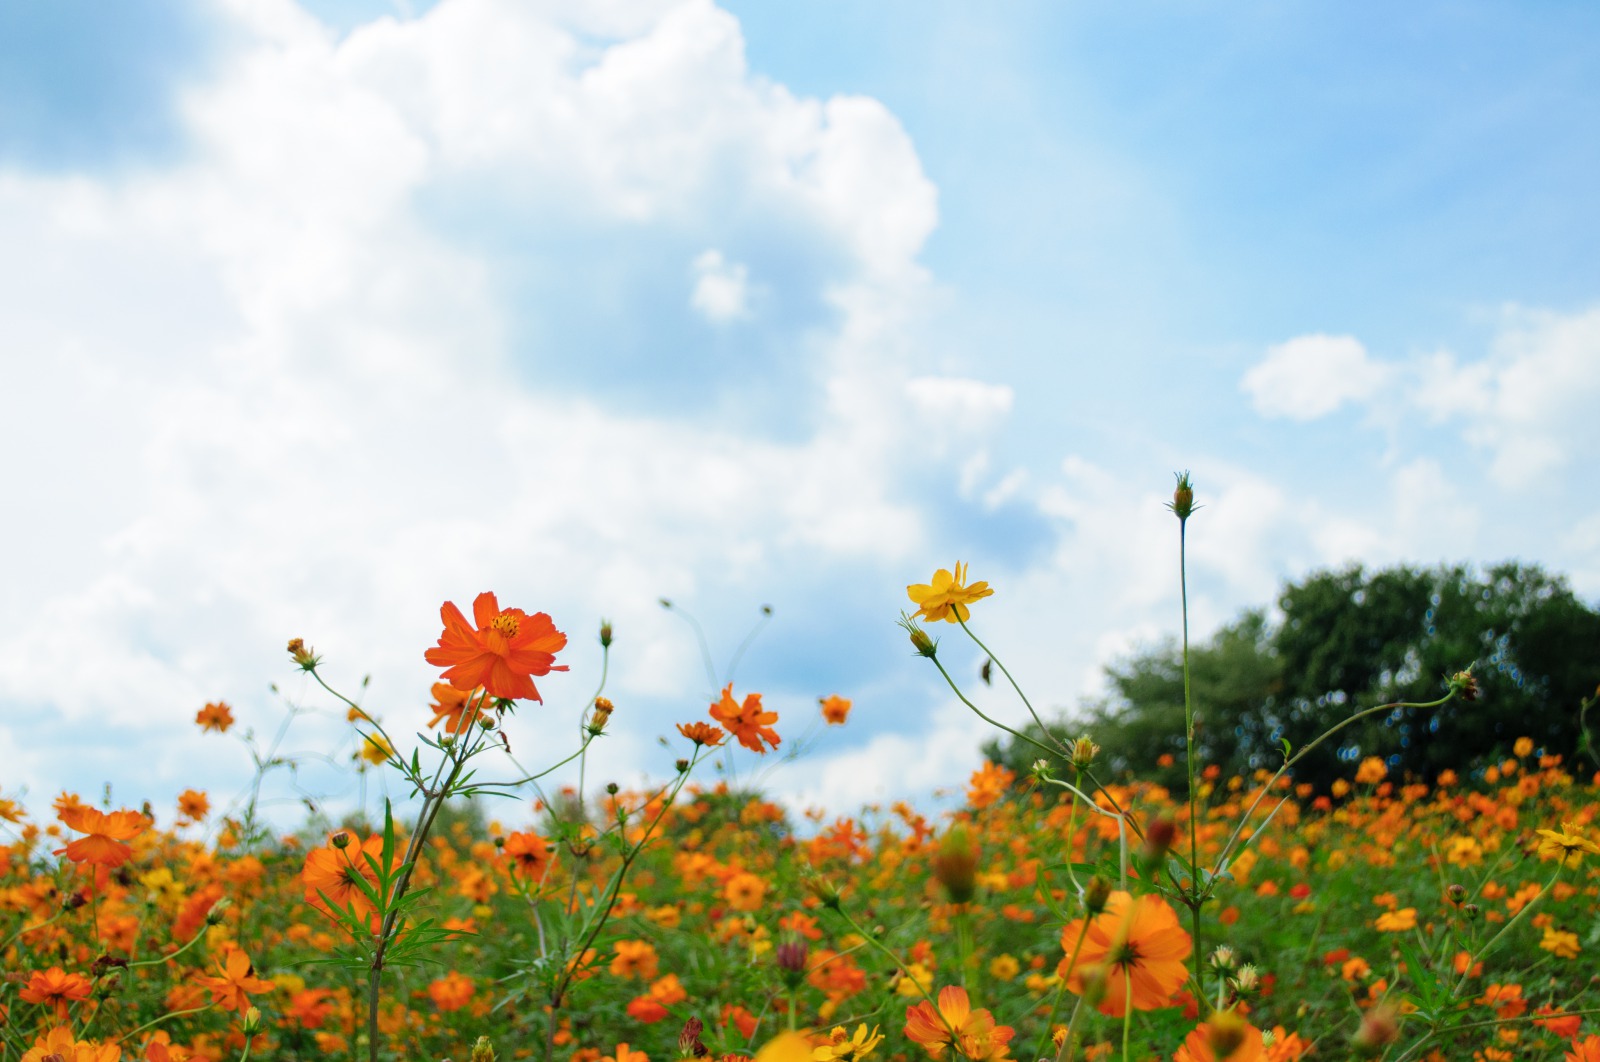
[4,484,1599,1062]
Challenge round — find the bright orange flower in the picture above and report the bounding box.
[427,971,474,1012]
[724,871,767,912]
[648,974,687,1005]
[709,684,780,755]
[426,682,484,734]
[301,833,393,923]
[1058,891,1192,1017]
[610,939,660,981]
[1353,756,1388,785]
[175,789,209,822]
[1173,1010,1265,1062]
[820,695,852,725]
[677,721,726,748]
[604,1045,650,1062]
[904,986,1014,1061]
[20,1026,120,1062]
[20,967,93,1020]
[907,562,994,624]
[285,988,334,1029]
[424,591,568,702]
[142,1032,195,1061]
[626,995,670,1023]
[503,831,554,884]
[197,948,273,1013]
[1374,908,1417,932]
[1567,1035,1600,1062]
[195,701,234,733]
[54,806,146,868]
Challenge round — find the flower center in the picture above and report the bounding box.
[491,614,520,638]
[1110,940,1142,968]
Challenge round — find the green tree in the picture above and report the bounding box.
[986,562,1600,793]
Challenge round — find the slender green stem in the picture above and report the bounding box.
[1120,966,1133,1062]
[957,619,1061,752]
[928,655,1058,758]
[1178,516,1202,1003]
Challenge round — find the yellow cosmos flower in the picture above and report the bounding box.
[1534,822,1600,868]
[907,562,994,624]
[813,1025,884,1062]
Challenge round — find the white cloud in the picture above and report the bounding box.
[689,248,751,321]
[1242,333,1391,420]
[1415,306,1600,487]
[0,0,956,820]
[906,375,1014,428]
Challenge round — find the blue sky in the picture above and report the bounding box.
[2,0,1595,832]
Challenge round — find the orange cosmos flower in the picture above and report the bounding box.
[1568,1035,1600,1062]
[424,591,568,702]
[175,789,209,822]
[1057,891,1192,1017]
[676,721,726,748]
[19,1026,119,1062]
[54,806,147,868]
[1173,1010,1265,1062]
[20,967,93,1020]
[301,832,393,923]
[604,1045,650,1062]
[610,939,660,981]
[709,684,780,755]
[820,695,852,725]
[906,562,994,624]
[426,682,484,734]
[195,701,234,732]
[723,871,767,912]
[197,948,273,1013]
[904,985,1014,1062]
[503,831,554,884]
[427,971,474,1012]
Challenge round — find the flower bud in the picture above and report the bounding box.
[588,697,614,735]
[330,831,351,850]
[1446,883,1467,905]
[1083,876,1112,916]
[775,939,809,990]
[1169,471,1196,521]
[1231,964,1261,997]
[242,1006,262,1035]
[1077,963,1110,1010]
[1209,945,1237,972]
[804,871,843,911]
[1140,817,1177,868]
[1352,1003,1401,1055]
[1449,669,1479,702]
[470,1036,497,1062]
[1068,736,1101,772]
[897,614,938,659]
[932,824,980,904]
[676,758,690,774]
[599,619,614,648]
[678,1017,708,1058]
[1462,903,1481,921]
[287,637,320,670]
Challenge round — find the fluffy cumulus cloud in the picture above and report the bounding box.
[0,0,963,820]
[1242,334,1392,420]
[1414,305,1600,488]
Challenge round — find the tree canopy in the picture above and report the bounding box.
[985,561,1600,792]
